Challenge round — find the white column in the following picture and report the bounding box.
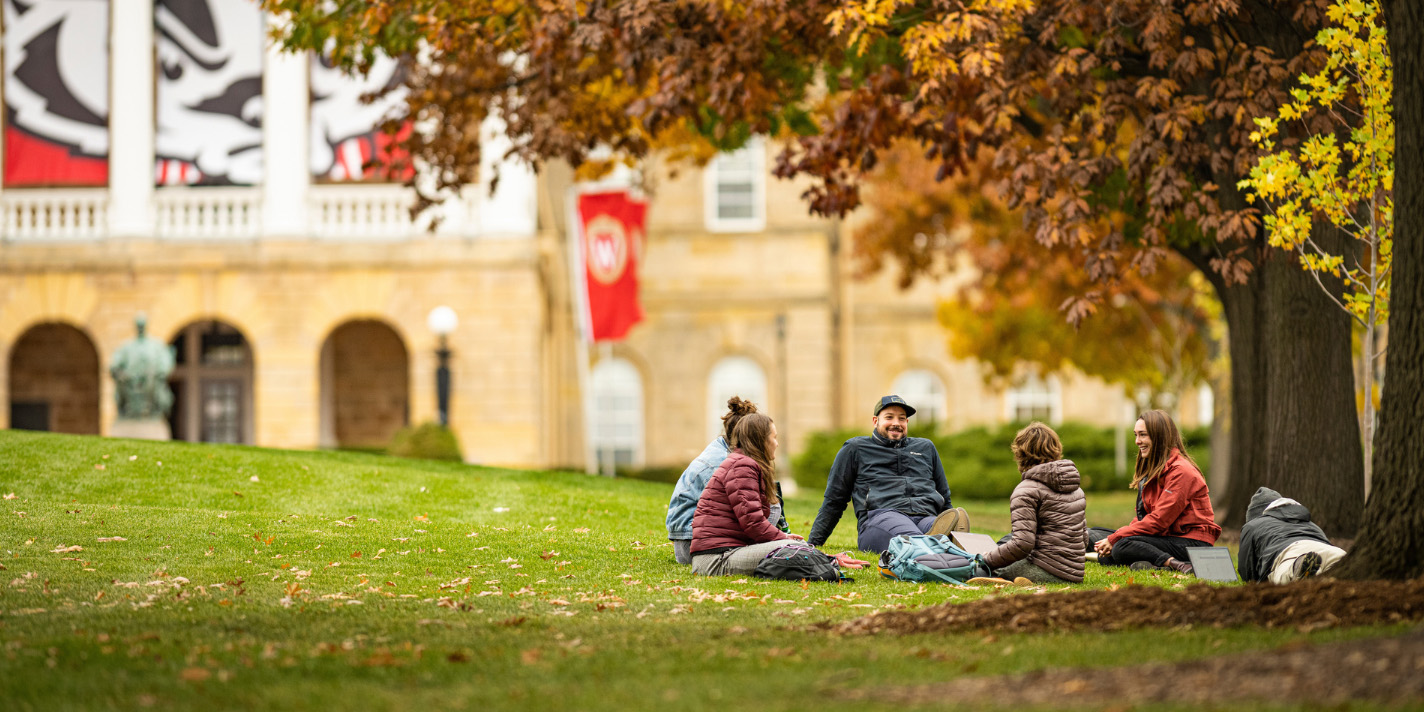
[261,15,309,237]
[108,0,155,237]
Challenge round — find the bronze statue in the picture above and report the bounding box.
[109,313,176,420]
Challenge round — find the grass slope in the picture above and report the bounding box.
[0,431,1405,711]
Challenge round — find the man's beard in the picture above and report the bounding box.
[878,425,906,440]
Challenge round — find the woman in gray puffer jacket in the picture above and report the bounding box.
[982,422,1087,584]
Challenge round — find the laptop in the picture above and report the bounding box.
[1186,547,1240,582]
[949,531,1000,556]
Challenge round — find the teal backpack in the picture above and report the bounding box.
[877,534,989,585]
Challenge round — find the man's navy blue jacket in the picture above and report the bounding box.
[807,430,951,546]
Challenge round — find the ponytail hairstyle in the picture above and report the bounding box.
[1130,409,1198,489]
[731,412,778,505]
[720,396,758,443]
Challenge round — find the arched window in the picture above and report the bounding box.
[590,357,644,471]
[706,355,767,440]
[168,320,255,444]
[1005,373,1062,424]
[7,323,100,434]
[890,369,948,430]
[319,320,410,450]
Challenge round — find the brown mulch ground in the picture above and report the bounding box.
[827,578,1424,636]
[843,627,1424,708]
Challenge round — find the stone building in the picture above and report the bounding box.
[0,0,1207,477]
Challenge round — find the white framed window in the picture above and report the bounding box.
[703,138,766,232]
[706,355,768,441]
[1005,373,1062,424]
[591,358,644,470]
[890,369,949,430]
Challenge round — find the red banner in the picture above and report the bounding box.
[577,191,647,342]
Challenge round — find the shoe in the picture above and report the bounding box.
[927,508,969,536]
[1164,557,1195,575]
[1292,551,1323,580]
[1128,561,1165,571]
[966,577,1012,585]
[952,507,970,532]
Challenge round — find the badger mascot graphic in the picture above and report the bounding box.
[3,0,407,187]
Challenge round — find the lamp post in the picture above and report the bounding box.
[427,306,458,427]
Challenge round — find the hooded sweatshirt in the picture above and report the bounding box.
[982,460,1088,582]
[1237,486,1332,581]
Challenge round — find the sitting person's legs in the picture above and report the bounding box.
[994,558,1072,584]
[690,539,792,577]
[1100,535,1208,568]
[672,539,694,565]
[857,509,938,553]
[1268,539,1348,584]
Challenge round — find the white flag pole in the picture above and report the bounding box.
[566,189,600,475]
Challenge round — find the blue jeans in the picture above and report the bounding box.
[857,509,937,553]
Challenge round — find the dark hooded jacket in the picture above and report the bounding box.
[982,460,1088,582]
[807,431,951,547]
[1238,486,1332,582]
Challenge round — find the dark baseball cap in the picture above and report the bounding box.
[874,395,916,417]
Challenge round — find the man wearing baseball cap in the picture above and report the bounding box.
[807,395,969,553]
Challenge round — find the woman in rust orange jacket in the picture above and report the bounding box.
[1095,410,1221,575]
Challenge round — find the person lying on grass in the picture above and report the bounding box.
[690,412,867,576]
[666,396,786,565]
[807,395,970,554]
[1238,486,1347,584]
[980,422,1087,584]
[1092,410,1221,575]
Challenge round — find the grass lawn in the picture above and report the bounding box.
[0,430,1410,711]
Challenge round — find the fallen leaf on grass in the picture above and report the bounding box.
[51,545,83,553]
[539,551,559,560]
[180,667,211,682]
[249,475,260,483]
[500,616,527,627]
[3,493,15,500]
[573,528,590,533]
[97,537,126,543]
[493,507,510,513]
[520,649,541,664]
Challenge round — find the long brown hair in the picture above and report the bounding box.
[732,413,778,505]
[721,396,758,442]
[1131,409,1198,489]
[1011,422,1063,472]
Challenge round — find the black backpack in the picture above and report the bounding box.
[752,543,851,583]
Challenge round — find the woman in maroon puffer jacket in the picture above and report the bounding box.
[690,414,866,576]
[690,413,794,576]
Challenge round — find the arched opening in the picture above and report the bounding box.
[7,323,100,434]
[891,368,949,433]
[590,357,644,473]
[319,320,409,450]
[167,320,255,444]
[706,355,767,440]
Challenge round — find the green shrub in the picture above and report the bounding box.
[388,422,464,462]
[791,427,864,496]
[617,465,684,484]
[791,421,1213,501]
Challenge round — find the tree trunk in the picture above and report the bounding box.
[1182,228,1365,536]
[1198,262,1267,531]
[1337,0,1424,580]
[1259,228,1364,537]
